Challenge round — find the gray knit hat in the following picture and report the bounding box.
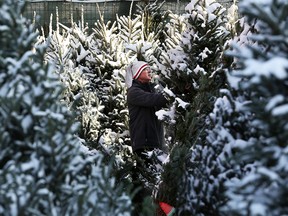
[125,61,149,88]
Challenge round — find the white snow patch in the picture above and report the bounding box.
[163,86,175,97]
[271,104,288,116]
[265,94,284,111]
[250,203,267,216]
[257,167,278,180]
[175,97,189,109]
[21,115,33,133]
[199,47,212,60]
[193,64,205,74]
[243,57,288,82]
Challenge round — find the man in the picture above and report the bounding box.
[125,60,168,159]
[125,60,168,215]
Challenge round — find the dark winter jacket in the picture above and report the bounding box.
[127,80,168,152]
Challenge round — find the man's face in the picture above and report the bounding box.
[137,67,152,83]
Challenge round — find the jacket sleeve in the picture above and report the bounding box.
[127,86,168,108]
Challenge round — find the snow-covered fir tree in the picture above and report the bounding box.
[0,0,131,215]
[41,6,133,170]
[160,12,186,52]
[218,0,288,215]
[154,0,232,214]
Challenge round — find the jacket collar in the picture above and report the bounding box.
[132,79,151,90]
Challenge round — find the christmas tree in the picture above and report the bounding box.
[155,0,232,214]
[0,0,131,214]
[220,0,288,215]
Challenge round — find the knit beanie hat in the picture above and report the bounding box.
[125,61,149,88]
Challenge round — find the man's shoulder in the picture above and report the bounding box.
[127,83,141,95]
[130,81,145,90]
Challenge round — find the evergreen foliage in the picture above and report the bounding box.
[0,0,131,215]
[219,0,288,215]
[117,7,162,63]
[155,0,232,214]
[136,0,169,43]
[160,12,186,51]
[41,8,136,198]
[42,7,131,156]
